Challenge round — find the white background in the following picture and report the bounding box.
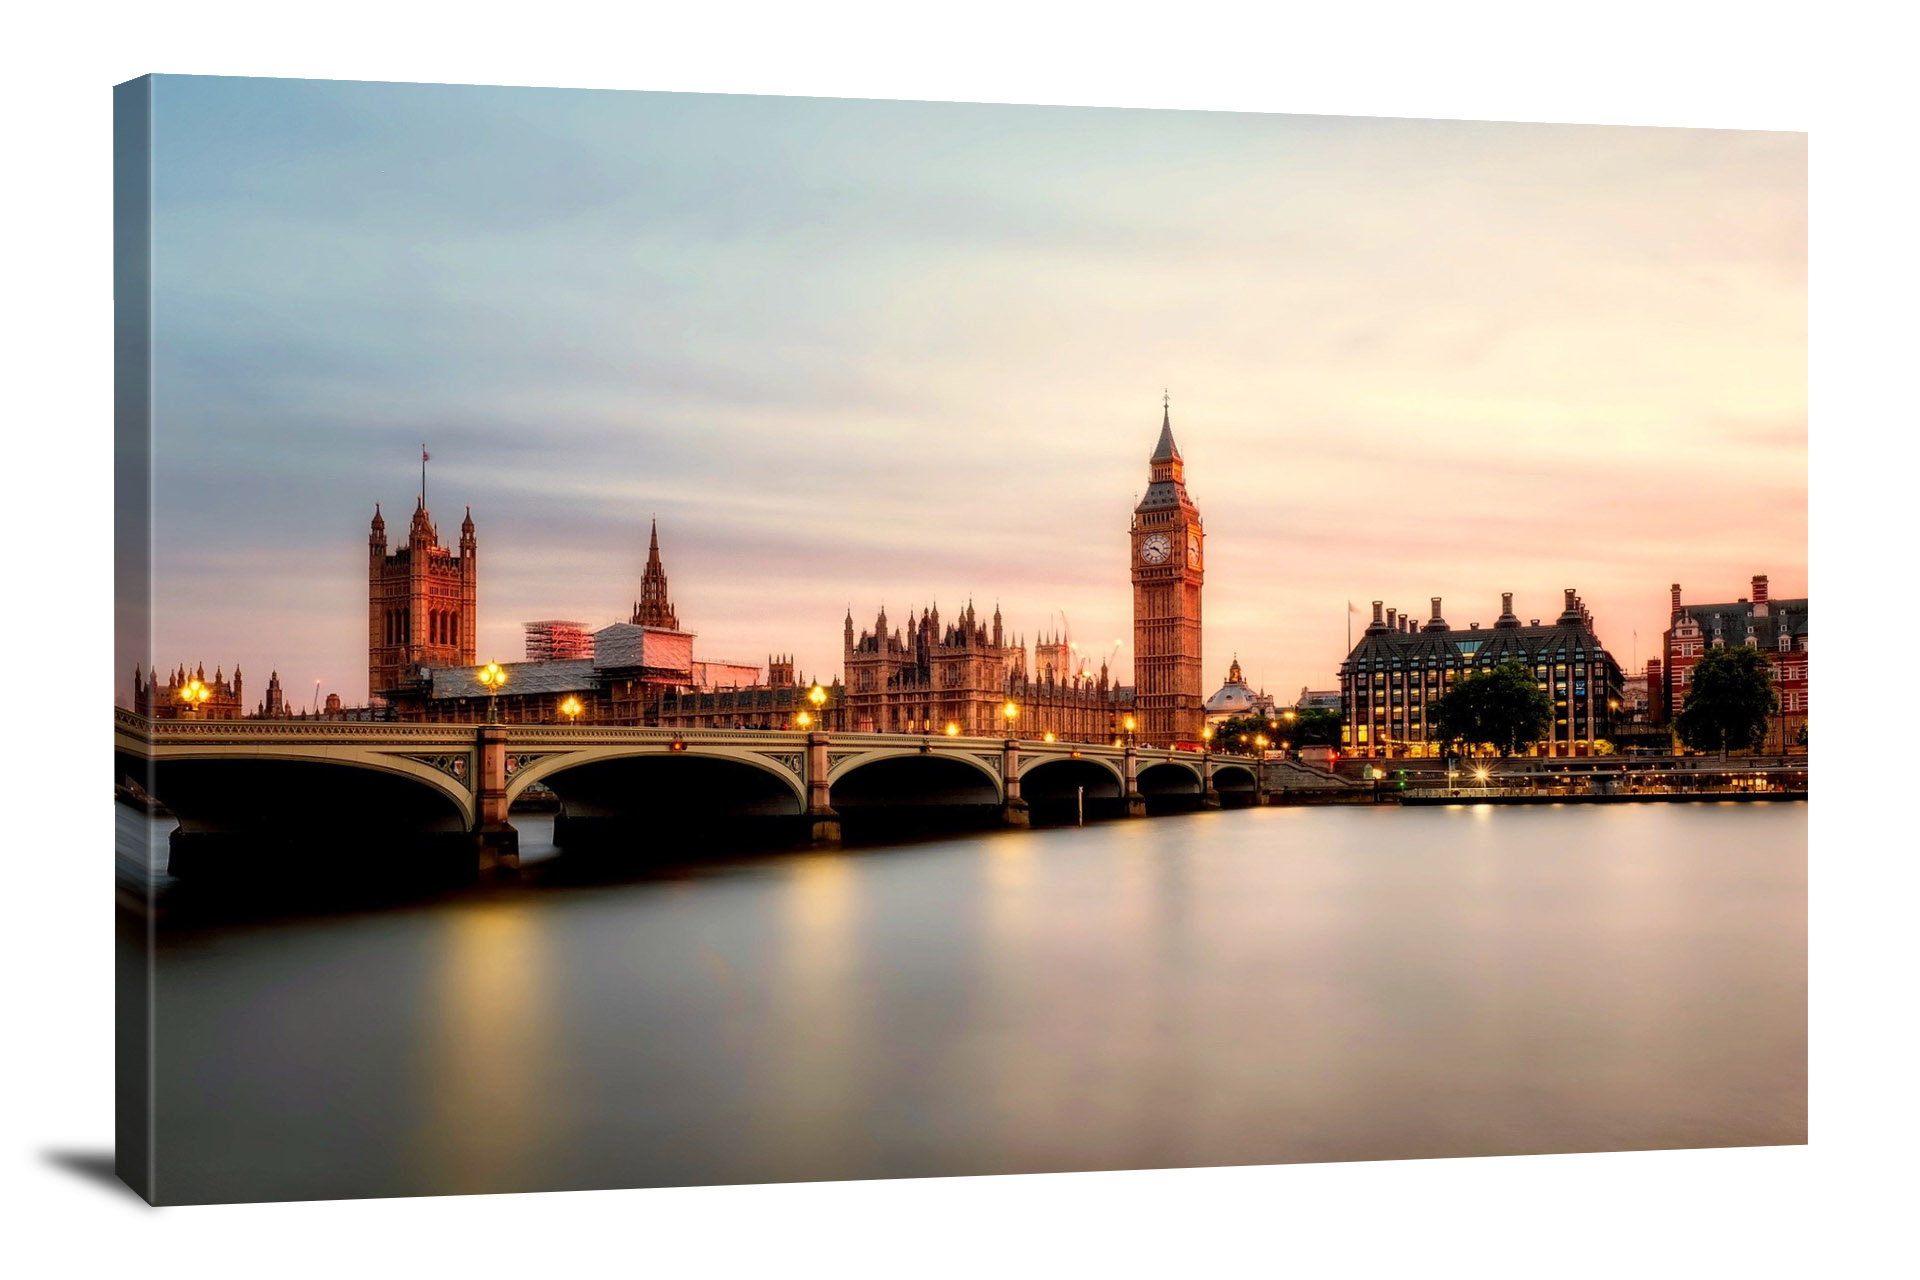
[0,2,1907,1275]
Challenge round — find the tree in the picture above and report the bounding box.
[1213,707,1342,754]
[1429,660,1552,757]
[1673,645,1779,758]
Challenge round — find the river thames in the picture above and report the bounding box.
[124,801,1805,1204]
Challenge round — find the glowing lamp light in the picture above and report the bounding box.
[945,722,960,737]
[808,683,827,711]
[795,710,813,730]
[1003,700,1018,724]
[559,695,583,722]
[1043,731,1056,743]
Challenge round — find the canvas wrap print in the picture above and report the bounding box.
[114,75,1808,1206]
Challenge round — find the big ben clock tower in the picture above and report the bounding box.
[1131,395,1204,746]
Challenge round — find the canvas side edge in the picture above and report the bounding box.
[113,73,158,1207]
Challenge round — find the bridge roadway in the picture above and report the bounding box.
[113,710,1264,877]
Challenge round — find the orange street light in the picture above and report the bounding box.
[177,678,213,718]
[476,661,507,723]
[559,695,583,723]
[944,721,960,737]
[796,709,813,731]
[808,682,828,729]
[1003,700,1019,729]
[1043,731,1056,743]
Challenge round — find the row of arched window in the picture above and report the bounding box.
[381,607,461,648]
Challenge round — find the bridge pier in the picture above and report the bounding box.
[1122,743,1147,818]
[1200,751,1222,809]
[805,730,842,844]
[1001,737,1031,827]
[475,723,520,875]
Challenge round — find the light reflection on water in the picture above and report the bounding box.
[141,803,1805,1204]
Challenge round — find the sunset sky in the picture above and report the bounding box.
[132,75,1805,708]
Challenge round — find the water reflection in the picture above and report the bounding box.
[412,903,555,1195]
[146,803,1805,1203]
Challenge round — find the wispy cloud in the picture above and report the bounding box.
[134,77,1805,705]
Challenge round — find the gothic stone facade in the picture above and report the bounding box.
[368,499,476,700]
[842,602,1127,742]
[1130,403,1205,747]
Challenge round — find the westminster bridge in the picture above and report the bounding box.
[113,710,1268,877]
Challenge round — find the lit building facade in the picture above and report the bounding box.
[368,494,476,701]
[841,602,1128,740]
[1130,401,1206,747]
[1338,590,1625,758]
[1203,657,1275,726]
[1661,575,1807,752]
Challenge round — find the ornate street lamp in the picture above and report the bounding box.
[1003,700,1018,736]
[808,682,828,730]
[177,678,212,720]
[476,661,507,724]
[944,721,960,737]
[1123,714,1136,748]
[559,695,583,724]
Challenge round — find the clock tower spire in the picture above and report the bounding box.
[1131,395,1204,746]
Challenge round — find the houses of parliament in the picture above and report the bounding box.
[148,403,1211,748]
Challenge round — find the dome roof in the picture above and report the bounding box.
[1204,657,1263,714]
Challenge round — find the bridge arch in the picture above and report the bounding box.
[829,749,1004,807]
[505,744,806,812]
[1211,760,1259,799]
[1015,752,1125,788]
[1017,754,1126,800]
[120,744,476,830]
[1137,758,1205,796]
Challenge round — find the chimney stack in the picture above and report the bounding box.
[1430,597,1443,620]
[1502,591,1513,613]
[1752,574,1769,606]
[1670,583,1682,615]
[1386,607,1397,631]
[1371,601,1384,625]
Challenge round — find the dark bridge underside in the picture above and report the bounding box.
[831,755,1003,840]
[1211,763,1259,807]
[1020,758,1125,823]
[542,755,804,855]
[128,756,469,879]
[1137,761,1206,813]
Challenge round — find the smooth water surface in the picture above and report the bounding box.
[132,803,1806,1203]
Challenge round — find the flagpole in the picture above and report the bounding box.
[420,444,427,510]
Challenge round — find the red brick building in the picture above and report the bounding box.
[1661,575,1807,752]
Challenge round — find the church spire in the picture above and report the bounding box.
[631,518,679,630]
[1152,390,1182,463]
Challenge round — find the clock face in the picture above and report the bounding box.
[1140,533,1171,564]
[1187,533,1201,566]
